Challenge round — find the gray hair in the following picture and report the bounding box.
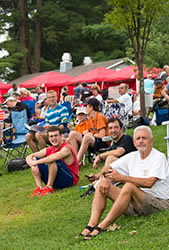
[133,126,153,139]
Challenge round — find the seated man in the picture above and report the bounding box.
[26,126,79,196]
[67,98,109,163]
[107,83,132,114]
[92,116,136,172]
[26,90,69,152]
[80,126,169,239]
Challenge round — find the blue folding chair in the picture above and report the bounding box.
[22,100,35,118]
[0,109,29,167]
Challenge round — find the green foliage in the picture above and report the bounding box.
[0,125,168,249]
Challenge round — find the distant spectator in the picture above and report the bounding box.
[8,83,21,96]
[68,98,109,163]
[107,83,132,113]
[144,74,154,94]
[19,88,34,102]
[3,96,30,122]
[153,78,165,99]
[158,65,169,82]
[26,90,69,152]
[90,85,103,103]
[35,86,46,104]
[73,83,82,104]
[60,86,69,103]
[79,83,92,103]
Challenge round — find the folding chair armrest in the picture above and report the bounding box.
[3,125,14,133]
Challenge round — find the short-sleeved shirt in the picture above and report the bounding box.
[88,112,108,136]
[75,120,88,134]
[110,148,169,200]
[117,93,132,113]
[45,104,69,126]
[110,134,136,157]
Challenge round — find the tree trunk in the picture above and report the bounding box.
[18,0,32,76]
[32,0,42,73]
[137,55,146,118]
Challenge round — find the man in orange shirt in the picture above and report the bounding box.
[68,98,109,163]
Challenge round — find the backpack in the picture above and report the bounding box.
[7,157,29,172]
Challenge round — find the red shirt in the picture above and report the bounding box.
[46,142,79,185]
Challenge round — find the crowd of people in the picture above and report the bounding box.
[0,68,169,240]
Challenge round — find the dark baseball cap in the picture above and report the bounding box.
[87,98,100,107]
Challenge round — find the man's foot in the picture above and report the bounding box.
[38,186,54,196]
[30,186,43,197]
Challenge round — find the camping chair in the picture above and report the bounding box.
[0,109,29,167]
[22,100,35,118]
[104,102,128,129]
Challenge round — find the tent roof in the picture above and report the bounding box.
[0,81,12,90]
[20,71,74,88]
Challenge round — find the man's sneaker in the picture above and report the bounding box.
[38,186,54,196]
[30,186,43,197]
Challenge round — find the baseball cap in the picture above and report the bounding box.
[4,96,16,104]
[154,78,163,84]
[87,98,100,108]
[76,107,87,115]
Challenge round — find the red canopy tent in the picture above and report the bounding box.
[20,71,74,88]
[20,71,75,98]
[0,82,12,103]
[70,67,116,84]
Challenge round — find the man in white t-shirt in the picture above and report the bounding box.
[107,83,132,113]
[80,125,169,239]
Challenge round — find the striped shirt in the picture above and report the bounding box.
[45,104,69,126]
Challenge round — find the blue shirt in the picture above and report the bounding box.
[45,104,69,126]
[144,79,154,94]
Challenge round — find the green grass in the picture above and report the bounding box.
[0,125,169,249]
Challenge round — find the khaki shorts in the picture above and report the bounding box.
[125,192,169,216]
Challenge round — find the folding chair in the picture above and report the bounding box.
[0,109,29,167]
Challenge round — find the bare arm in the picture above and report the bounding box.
[105,169,157,188]
[26,148,47,167]
[162,88,169,102]
[32,146,72,165]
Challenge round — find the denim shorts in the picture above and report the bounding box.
[38,159,73,189]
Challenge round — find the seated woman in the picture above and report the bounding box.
[34,98,49,121]
[19,88,35,118]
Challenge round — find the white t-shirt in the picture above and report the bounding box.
[8,87,21,96]
[90,94,103,103]
[110,148,169,199]
[117,93,132,113]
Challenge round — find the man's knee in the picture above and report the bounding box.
[26,132,34,142]
[35,132,47,141]
[121,182,136,194]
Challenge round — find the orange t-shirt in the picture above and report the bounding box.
[74,120,88,134]
[88,112,109,136]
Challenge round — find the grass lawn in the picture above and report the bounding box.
[0,125,169,249]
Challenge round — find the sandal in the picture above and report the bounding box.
[79,225,95,237]
[83,226,104,240]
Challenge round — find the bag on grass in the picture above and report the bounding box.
[8,157,29,172]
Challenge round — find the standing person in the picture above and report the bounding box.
[26,90,69,152]
[26,126,79,196]
[144,74,154,94]
[107,83,132,113]
[73,83,82,104]
[8,83,21,96]
[79,83,92,104]
[79,126,169,239]
[60,86,69,103]
[68,98,109,163]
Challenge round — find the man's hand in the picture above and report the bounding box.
[86,173,100,182]
[99,176,111,194]
[26,155,38,167]
[105,169,121,182]
[93,155,101,169]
